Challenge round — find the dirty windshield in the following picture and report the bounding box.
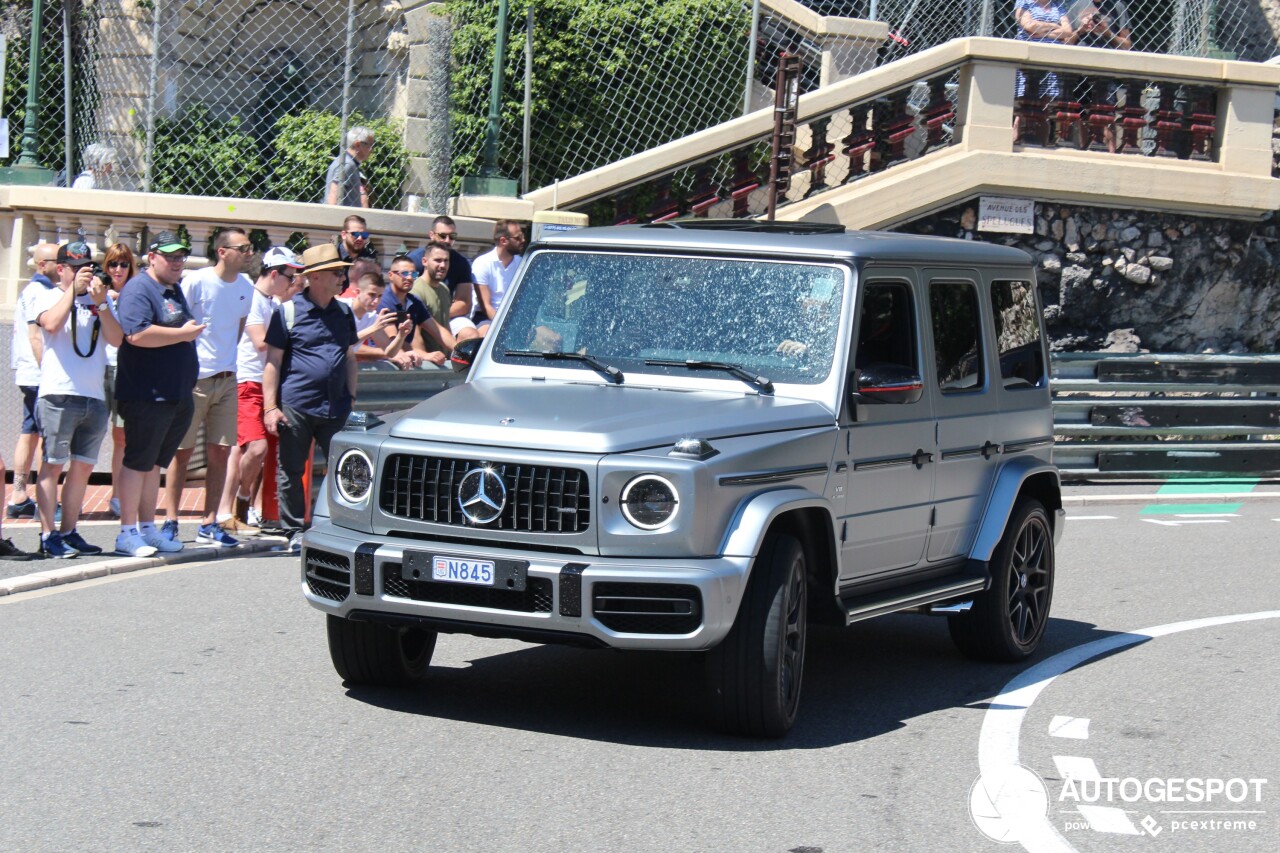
[492,251,846,386]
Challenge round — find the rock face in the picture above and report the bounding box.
[895,201,1280,352]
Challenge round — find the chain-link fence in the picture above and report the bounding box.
[4,1,1278,206]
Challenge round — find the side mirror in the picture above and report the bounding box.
[850,362,924,406]
[450,338,482,373]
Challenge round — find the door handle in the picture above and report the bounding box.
[912,448,934,469]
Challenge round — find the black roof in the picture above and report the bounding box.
[535,222,1033,267]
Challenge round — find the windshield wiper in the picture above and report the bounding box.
[504,350,624,384]
[644,359,774,393]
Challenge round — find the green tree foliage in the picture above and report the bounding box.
[268,110,408,207]
[448,0,749,191]
[1,2,73,171]
[146,105,263,197]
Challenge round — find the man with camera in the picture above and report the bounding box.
[31,242,123,557]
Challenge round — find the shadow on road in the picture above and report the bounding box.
[345,613,1129,750]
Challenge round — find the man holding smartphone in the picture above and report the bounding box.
[378,254,457,368]
[32,242,124,557]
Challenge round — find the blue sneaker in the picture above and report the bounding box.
[161,519,180,542]
[196,522,239,548]
[54,503,61,525]
[40,530,79,559]
[5,497,35,519]
[59,529,103,556]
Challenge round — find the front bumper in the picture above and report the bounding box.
[300,521,752,650]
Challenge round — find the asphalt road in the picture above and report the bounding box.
[1,497,1276,852]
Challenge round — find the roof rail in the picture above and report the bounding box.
[641,219,846,235]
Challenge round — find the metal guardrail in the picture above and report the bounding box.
[1052,353,1280,480]
[350,354,1280,482]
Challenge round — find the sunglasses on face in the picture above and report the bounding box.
[348,231,371,240]
[432,231,457,241]
[391,269,418,279]
[224,244,255,254]
[157,251,188,264]
[107,261,130,269]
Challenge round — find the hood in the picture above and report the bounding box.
[388,379,836,453]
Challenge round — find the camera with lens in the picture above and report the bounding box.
[90,264,112,289]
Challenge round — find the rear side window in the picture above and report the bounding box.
[929,280,983,392]
[991,280,1046,388]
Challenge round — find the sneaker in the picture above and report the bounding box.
[109,497,121,519]
[247,506,264,528]
[287,533,302,554]
[0,538,36,560]
[6,497,35,519]
[160,519,180,542]
[196,522,239,548]
[142,529,183,553]
[221,516,260,538]
[40,531,79,559]
[59,529,103,556]
[115,530,158,558]
[54,503,61,525]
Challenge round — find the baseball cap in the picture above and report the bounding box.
[56,241,94,267]
[261,246,305,270]
[148,230,190,254]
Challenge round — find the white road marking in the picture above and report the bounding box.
[1174,513,1238,518]
[1075,805,1141,835]
[1066,516,1115,521]
[1048,716,1090,739]
[1141,518,1229,527]
[976,610,1280,853]
[1052,756,1101,782]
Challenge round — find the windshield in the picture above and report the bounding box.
[491,251,846,386]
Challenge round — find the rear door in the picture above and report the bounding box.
[923,271,1000,562]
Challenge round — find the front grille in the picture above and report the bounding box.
[592,582,703,635]
[382,564,554,613]
[380,455,591,534]
[305,548,351,602]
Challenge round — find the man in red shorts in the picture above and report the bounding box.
[216,246,304,534]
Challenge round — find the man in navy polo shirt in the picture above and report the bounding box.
[263,244,360,552]
[380,253,457,369]
[113,231,205,557]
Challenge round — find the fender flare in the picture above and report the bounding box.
[720,487,838,559]
[969,456,1062,563]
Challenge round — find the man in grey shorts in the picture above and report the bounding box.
[32,241,124,558]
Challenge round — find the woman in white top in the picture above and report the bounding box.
[102,243,136,517]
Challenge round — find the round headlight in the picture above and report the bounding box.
[620,475,679,530]
[335,449,374,504]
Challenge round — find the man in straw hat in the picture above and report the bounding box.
[262,244,360,553]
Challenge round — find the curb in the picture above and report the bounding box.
[1062,491,1280,506]
[0,538,288,597]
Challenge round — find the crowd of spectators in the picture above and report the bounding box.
[3,215,527,561]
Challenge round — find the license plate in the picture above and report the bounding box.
[431,557,495,586]
[401,550,528,591]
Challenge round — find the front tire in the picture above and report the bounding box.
[326,615,437,686]
[707,533,808,738]
[949,499,1054,661]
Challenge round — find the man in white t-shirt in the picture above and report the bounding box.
[160,227,255,548]
[214,246,305,534]
[7,242,58,519]
[33,241,124,557]
[472,219,526,329]
[340,271,410,365]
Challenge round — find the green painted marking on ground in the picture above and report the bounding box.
[1140,503,1243,515]
[1157,478,1259,496]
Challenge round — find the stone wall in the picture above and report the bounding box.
[895,200,1280,353]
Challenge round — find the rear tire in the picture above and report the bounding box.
[948,499,1054,661]
[707,533,808,738]
[326,615,436,686]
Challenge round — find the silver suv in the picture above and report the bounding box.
[303,222,1064,737]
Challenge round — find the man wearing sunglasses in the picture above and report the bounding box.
[335,214,377,263]
[406,215,481,338]
[158,227,256,549]
[32,241,124,558]
[113,231,205,557]
[379,254,457,368]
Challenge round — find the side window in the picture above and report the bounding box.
[929,279,984,392]
[991,279,1046,389]
[856,282,918,372]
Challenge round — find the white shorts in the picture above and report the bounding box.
[449,316,478,334]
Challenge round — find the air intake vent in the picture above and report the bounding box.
[592,582,702,634]
[305,548,351,602]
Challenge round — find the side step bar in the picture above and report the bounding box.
[839,569,988,625]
